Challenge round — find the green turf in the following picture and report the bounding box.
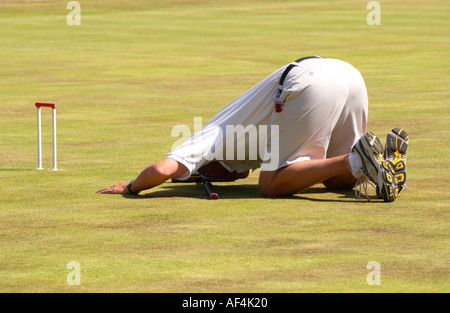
[0,0,448,292]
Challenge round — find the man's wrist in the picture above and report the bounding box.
[127,180,138,195]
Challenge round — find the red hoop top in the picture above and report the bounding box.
[35,102,57,109]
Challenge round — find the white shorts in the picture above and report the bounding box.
[167,58,368,180]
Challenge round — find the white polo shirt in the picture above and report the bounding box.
[167,58,368,180]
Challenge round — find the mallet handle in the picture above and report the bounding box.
[202,176,219,200]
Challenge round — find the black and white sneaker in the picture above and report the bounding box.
[351,131,399,202]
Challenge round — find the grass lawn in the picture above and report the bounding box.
[0,0,448,292]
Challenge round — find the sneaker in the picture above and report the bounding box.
[384,128,408,192]
[351,131,399,202]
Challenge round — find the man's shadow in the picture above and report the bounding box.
[123,183,376,202]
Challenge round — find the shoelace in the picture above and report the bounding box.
[354,178,375,201]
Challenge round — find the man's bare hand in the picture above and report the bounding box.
[96,182,129,194]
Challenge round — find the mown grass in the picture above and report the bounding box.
[0,0,448,292]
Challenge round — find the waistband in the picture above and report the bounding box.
[279,56,324,86]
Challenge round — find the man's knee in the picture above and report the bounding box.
[259,183,273,197]
[258,171,286,197]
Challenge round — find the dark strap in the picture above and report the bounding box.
[279,56,322,86]
[127,180,138,194]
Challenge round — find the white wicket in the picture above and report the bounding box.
[36,102,57,171]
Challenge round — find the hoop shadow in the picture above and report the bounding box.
[0,168,33,172]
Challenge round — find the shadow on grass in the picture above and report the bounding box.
[124,184,261,200]
[123,184,376,203]
[0,168,33,172]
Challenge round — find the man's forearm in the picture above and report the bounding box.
[130,158,188,193]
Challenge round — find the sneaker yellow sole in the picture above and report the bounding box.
[384,128,408,191]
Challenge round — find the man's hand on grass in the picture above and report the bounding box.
[96,182,129,194]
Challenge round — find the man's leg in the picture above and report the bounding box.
[259,154,354,197]
[198,161,249,180]
[322,171,357,190]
